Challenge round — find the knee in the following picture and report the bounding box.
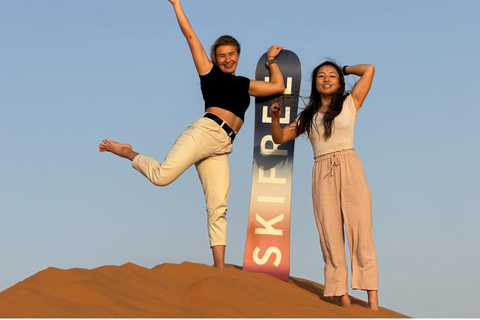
[151,178,173,187]
[135,157,178,187]
[149,169,176,187]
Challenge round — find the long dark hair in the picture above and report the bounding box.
[296,61,349,140]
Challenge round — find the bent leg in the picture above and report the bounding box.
[132,123,214,186]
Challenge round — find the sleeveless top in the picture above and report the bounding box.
[308,94,358,157]
[200,64,251,121]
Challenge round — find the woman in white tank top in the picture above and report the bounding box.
[270,61,379,310]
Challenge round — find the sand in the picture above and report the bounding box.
[0,261,408,318]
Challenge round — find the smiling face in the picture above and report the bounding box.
[215,45,239,75]
[316,65,341,96]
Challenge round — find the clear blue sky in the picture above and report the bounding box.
[1,0,479,317]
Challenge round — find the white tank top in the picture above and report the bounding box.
[308,94,358,157]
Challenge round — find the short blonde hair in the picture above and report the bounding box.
[210,35,241,65]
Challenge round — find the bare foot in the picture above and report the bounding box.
[99,139,138,161]
[337,294,351,308]
[367,290,379,310]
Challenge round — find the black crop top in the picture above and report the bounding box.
[200,64,251,121]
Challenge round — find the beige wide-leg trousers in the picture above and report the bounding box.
[312,149,378,297]
[131,116,233,247]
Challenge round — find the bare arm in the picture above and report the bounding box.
[343,64,375,110]
[168,0,212,75]
[269,103,303,144]
[249,46,286,97]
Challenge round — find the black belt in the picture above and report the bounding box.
[203,113,236,142]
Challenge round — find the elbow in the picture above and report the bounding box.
[367,64,375,75]
[274,83,286,95]
[272,135,283,145]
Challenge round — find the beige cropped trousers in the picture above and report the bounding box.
[131,116,233,247]
[312,149,378,297]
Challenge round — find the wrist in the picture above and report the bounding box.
[266,57,277,66]
[342,65,349,76]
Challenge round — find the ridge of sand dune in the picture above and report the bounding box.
[0,261,408,318]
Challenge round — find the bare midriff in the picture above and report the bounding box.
[205,107,244,133]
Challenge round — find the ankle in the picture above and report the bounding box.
[367,290,379,310]
[338,294,351,308]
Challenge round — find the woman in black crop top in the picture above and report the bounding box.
[99,0,285,269]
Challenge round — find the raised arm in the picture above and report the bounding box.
[269,103,303,144]
[249,46,286,97]
[168,0,212,75]
[343,64,375,110]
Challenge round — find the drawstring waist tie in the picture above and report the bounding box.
[314,149,355,178]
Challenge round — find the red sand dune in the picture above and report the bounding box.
[0,261,408,318]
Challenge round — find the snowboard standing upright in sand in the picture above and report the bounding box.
[243,50,301,281]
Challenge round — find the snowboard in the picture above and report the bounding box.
[242,50,301,282]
